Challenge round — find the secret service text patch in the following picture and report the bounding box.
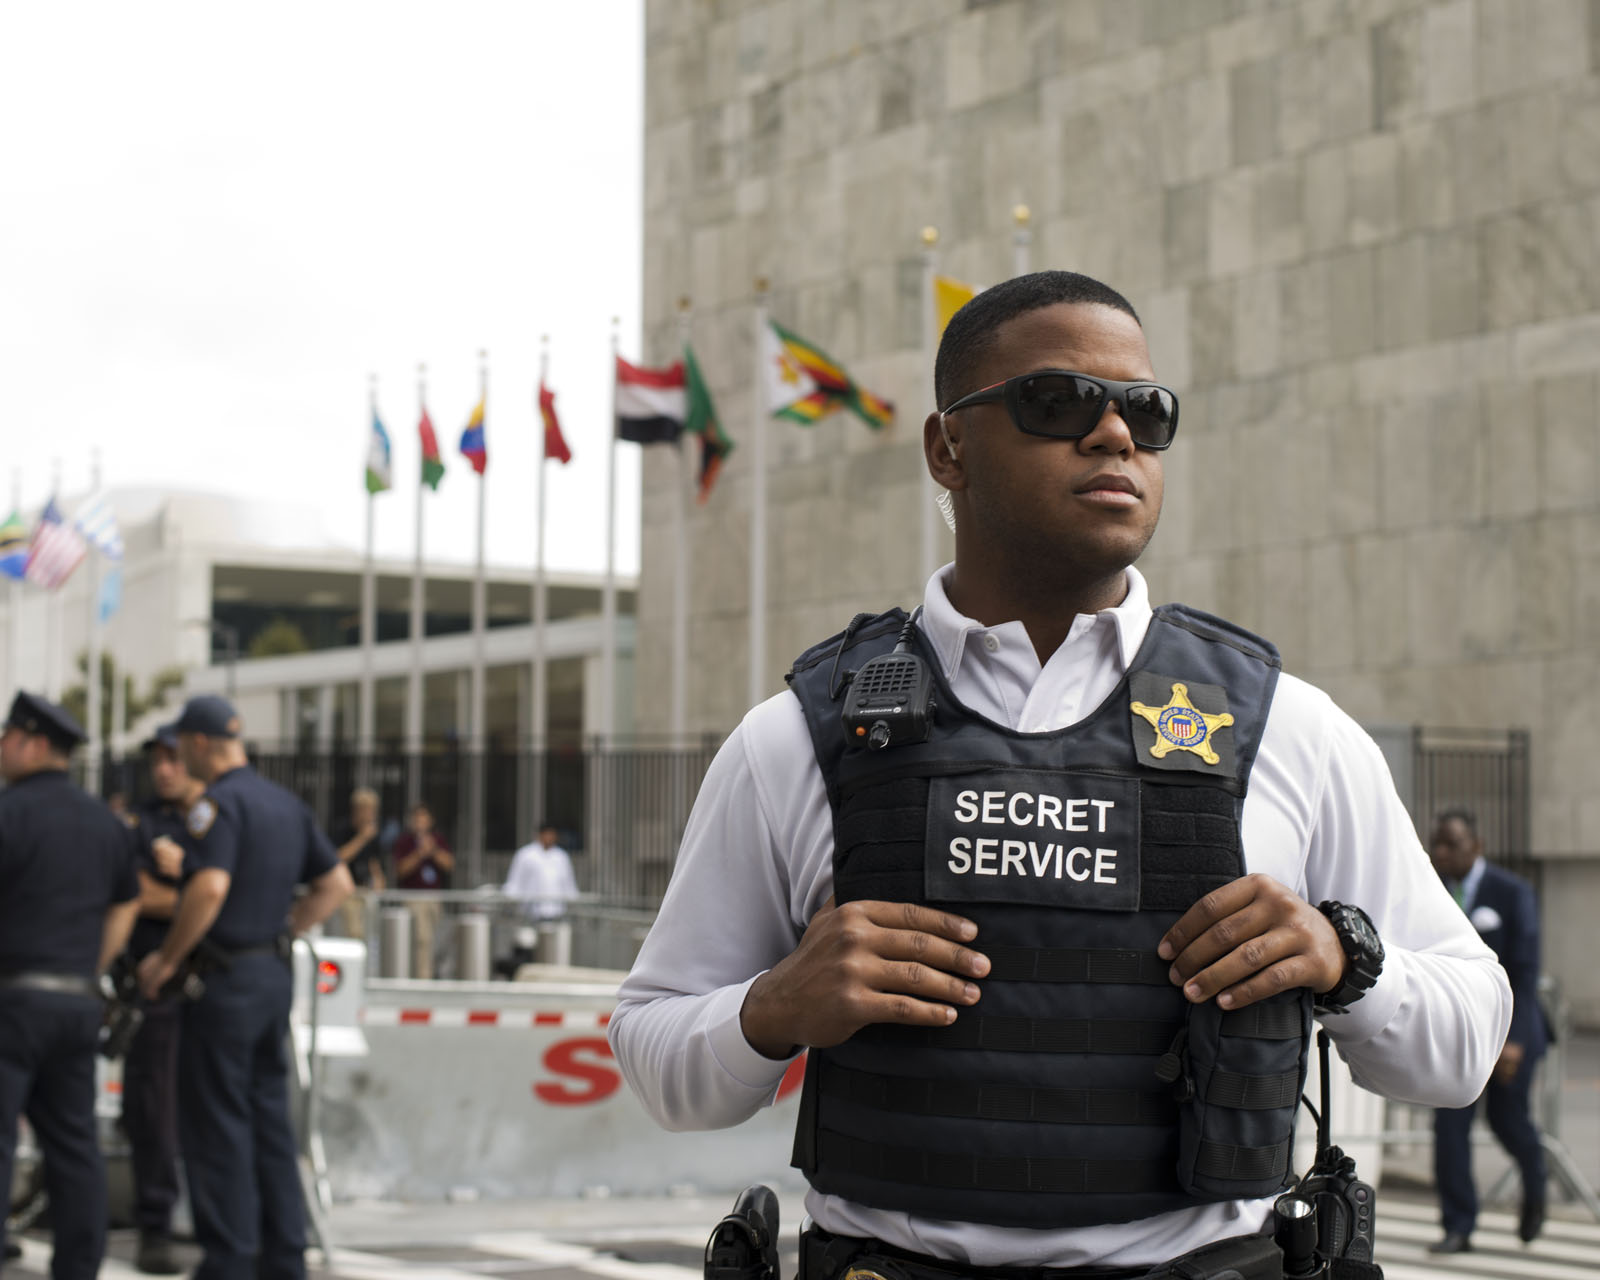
[924,771,1141,911]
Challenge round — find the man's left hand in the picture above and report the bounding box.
[1158,874,1346,1011]
[136,951,179,1002]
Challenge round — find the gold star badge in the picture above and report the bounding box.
[1130,682,1234,765]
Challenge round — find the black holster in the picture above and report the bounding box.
[706,1185,780,1280]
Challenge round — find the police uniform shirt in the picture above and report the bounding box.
[609,565,1511,1270]
[185,765,338,949]
[0,770,139,979]
[127,799,192,960]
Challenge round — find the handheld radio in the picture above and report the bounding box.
[839,613,934,749]
[1273,1030,1378,1275]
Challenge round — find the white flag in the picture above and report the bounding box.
[73,492,123,560]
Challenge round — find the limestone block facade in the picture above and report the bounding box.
[638,2,1600,1016]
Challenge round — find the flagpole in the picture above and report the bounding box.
[407,363,427,804]
[671,297,693,746]
[46,458,62,702]
[360,374,378,765]
[4,469,20,713]
[749,279,769,712]
[601,319,619,745]
[110,632,126,759]
[920,227,941,587]
[1012,203,1032,277]
[471,350,488,874]
[86,450,103,794]
[531,335,550,823]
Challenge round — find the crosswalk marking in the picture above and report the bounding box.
[8,1196,1596,1279]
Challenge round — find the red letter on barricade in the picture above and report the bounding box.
[535,1036,622,1106]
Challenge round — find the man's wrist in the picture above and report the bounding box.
[1313,900,1384,1015]
[739,973,797,1060]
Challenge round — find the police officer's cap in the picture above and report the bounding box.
[173,694,242,739]
[4,690,86,752]
[141,722,181,753]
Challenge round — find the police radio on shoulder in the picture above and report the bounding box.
[1313,900,1384,1016]
[839,613,934,750]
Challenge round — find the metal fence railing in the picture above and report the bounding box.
[1410,727,1534,887]
[94,741,724,902]
[87,724,1536,921]
[335,889,657,981]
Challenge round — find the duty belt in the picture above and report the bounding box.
[0,971,102,1000]
[799,1226,1285,1280]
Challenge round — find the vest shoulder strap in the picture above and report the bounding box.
[1154,602,1282,671]
[787,607,908,809]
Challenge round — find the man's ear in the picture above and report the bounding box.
[925,411,965,490]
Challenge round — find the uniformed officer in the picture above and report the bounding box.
[136,695,353,1280]
[119,722,203,1275]
[0,690,140,1279]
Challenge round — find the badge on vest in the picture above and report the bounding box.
[924,771,1141,910]
[1128,673,1236,775]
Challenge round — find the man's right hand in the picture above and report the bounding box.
[739,897,988,1059]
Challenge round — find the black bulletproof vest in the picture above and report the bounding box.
[784,603,1312,1229]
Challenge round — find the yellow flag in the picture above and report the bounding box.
[934,275,980,338]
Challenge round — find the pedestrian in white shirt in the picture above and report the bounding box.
[503,824,578,922]
[609,271,1509,1279]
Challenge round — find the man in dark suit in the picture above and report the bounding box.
[1428,807,1550,1253]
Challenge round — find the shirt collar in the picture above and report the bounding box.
[919,563,1154,681]
[1460,856,1488,907]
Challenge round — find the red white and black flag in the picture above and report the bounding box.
[614,357,687,444]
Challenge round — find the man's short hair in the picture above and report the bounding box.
[934,270,1142,411]
[1435,807,1479,836]
[351,787,378,806]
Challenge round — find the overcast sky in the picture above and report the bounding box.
[0,1,644,574]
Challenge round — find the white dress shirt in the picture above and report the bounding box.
[502,842,578,921]
[609,566,1509,1268]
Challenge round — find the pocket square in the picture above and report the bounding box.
[1470,904,1502,933]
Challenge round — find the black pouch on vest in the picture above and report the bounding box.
[1142,1231,1282,1280]
[1169,990,1311,1201]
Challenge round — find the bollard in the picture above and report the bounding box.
[535,920,573,967]
[455,912,492,982]
[379,908,412,979]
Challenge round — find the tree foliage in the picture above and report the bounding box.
[248,617,310,658]
[62,654,187,741]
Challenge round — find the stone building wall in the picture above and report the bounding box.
[639,1,1600,1016]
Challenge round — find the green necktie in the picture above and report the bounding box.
[1449,881,1465,909]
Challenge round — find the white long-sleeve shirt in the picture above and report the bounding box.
[609,566,1509,1269]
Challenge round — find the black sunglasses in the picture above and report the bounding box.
[941,370,1179,450]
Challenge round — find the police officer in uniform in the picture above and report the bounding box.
[119,723,204,1275]
[0,691,140,1279]
[136,695,352,1280]
[610,273,1513,1278]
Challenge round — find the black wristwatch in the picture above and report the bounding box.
[1314,900,1384,1015]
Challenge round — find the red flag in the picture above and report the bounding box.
[419,408,445,490]
[539,383,572,464]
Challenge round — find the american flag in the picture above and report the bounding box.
[24,498,87,589]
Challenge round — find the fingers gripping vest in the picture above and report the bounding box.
[784,604,1310,1229]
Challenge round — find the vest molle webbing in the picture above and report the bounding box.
[785,603,1312,1229]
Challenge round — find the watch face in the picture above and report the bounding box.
[1344,907,1384,962]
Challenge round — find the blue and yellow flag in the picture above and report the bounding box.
[0,509,27,580]
[459,399,487,474]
